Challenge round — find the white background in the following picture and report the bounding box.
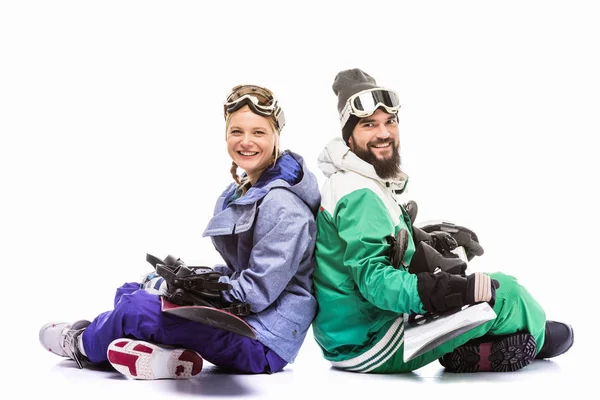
[1,0,598,398]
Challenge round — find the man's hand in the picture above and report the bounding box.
[466,272,499,307]
[416,271,500,314]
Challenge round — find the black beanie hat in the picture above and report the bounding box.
[332,68,381,143]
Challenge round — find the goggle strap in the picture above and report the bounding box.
[224,97,285,131]
[339,103,400,128]
[340,102,352,128]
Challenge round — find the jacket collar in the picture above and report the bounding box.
[222,150,302,208]
[318,137,408,193]
[203,151,310,237]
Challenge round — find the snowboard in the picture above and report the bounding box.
[160,297,257,340]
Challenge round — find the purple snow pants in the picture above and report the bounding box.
[81,282,287,374]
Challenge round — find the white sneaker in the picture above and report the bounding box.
[39,320,91,368]
[107,338,203,380]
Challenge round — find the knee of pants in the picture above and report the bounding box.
[114,282,143,307]
[488,272,527,308]
[489,272,517,292]
[114,289,164,333]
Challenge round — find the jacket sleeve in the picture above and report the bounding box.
[218,189,314,313]
[212,263,233,277]
[336,189,426,314]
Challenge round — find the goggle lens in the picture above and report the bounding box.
[340,88,401,128]
[223,85,285,130]
[351,89,400,113]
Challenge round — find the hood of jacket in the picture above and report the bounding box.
[203,150,320,237]
[317,137,409,193]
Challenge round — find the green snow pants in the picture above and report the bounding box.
[371,272,547,373]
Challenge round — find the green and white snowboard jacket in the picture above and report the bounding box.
[312,138,427,372]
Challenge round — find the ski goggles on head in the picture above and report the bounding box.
[339,88,401,128]
[223,84,285,130]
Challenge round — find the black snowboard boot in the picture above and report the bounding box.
[439,332,537,372]
[535,320,574,359]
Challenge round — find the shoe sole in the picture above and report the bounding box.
[107,339,203,380]
[441,333,537,372]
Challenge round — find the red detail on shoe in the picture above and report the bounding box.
[108,350,139,376]
[179,350,203,375]
[113,341,129,348]
[133,344,153,354]
[319,207,324,212]
[479,343,492,372]
[176,365,184,376]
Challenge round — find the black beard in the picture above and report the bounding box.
[352,141,401,179]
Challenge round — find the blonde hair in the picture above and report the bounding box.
[225,109,281,194]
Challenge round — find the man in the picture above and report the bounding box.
[311,68,573,373]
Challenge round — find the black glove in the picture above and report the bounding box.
[417,271,500,314]
[419,222,484,261]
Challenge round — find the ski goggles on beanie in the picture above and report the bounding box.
[339,88,401,128]
[223,84,286,130]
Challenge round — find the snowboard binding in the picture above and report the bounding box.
[146,253,251,317]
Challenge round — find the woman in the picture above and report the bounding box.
[39,84,321,378]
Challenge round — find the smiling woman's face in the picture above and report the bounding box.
[226,105,277,181]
